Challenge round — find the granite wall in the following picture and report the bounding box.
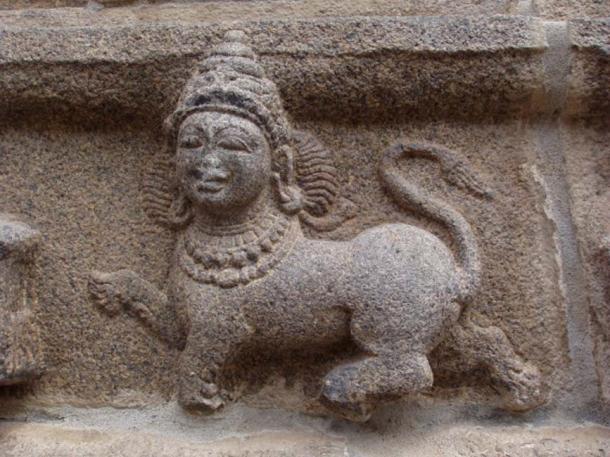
[0,1,608,455]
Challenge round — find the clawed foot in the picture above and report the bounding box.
[320,368,373,422]
[89,269,144,317]
[498,363,546,412]
[178,373,227,414]
[320,353,432,421]
[89,270,126,316]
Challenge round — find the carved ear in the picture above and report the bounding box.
[168,189,194,227]
[289,130,357,231]
[291,131,339,218]
[299,197,357,232]
[273,145,305,215]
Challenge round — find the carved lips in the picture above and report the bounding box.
[196,170,230,194]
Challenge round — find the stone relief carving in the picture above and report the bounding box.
[0,214,45,386]
[89,31,545,420]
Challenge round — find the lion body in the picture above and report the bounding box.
[170,221,460,418]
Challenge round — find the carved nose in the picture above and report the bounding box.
[201,152,221,168]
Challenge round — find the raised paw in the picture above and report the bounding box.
[88,269,138,316]
[89,271,124,316]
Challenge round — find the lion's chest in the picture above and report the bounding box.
[172,238,352,349]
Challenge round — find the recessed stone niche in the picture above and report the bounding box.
[0,2,608,456]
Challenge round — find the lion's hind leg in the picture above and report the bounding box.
[448,312,546,412]
[320,346,433,421]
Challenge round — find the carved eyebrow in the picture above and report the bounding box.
[180,123,207,135]
[215,125,255,138]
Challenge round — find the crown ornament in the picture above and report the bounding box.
[165,30,290,151]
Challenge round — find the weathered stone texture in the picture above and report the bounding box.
[0,0,521,14]
[0,16,547,123]
[0,215,45,386]
[566,19,609,118]
[0,123,177,405]
[0,423,348,457]
[562,121,610,405]
[0,1,608,455]
[0,115,568,412]
[535,0,610,20]
[1,418,608,457]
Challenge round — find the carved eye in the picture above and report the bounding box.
[217,137,251,153]
[179,135,203,149]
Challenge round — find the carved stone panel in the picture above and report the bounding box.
[0,214,44,386]
[0,5,608,454]
[86,31,545,421]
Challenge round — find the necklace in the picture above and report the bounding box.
[178,210,298,288]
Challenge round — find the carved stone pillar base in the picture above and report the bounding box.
[0,214,45,386]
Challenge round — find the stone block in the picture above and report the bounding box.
[0,16,547,122]
[0,4,607,454]
[0,0,519,15]
[0,416,608,457]
[0,214,45,386]
[0,116,567,413]
[566,19,609,118]
[534,0,610,20]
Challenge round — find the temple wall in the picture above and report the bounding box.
[0,1,608,455]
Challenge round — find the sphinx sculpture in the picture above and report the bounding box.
[90,31,545,420]
[0,214,45,386]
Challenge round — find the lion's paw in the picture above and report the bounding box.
[500,364,547,412]
[178,375,227,414]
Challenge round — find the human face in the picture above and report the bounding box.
[176,112,272,215]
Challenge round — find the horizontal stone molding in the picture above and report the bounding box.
[0,416,608,457]
[0,1,519,21]
[0,15,553,122]
[0,16,547,63]
[0,15,607,121]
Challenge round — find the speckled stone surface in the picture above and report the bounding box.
[566,18,610,117]
[0,15,550,126]
[0,214,45,386]
[0,116,568,412]
[0,406,608,457]
[0,0,608,455]
[562,120,610,405]
[82,31,545,420]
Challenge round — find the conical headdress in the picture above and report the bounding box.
[164,30,290,150]
[151,31,352,231]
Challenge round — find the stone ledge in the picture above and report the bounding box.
[534,0,610,21]
[0,0,519,21]
[1,420,608,457]
[0,424,349,457]
[0,15,548,122]
[569,18,610,53]
[0,16,547,63]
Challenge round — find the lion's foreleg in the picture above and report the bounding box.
[89,269,186,349]
[177,313,250,413]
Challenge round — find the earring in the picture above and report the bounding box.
[273,145,304,215]
[169,190,194,227]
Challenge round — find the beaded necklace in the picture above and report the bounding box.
[178,210,298,288]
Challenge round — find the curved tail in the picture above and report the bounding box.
[379,142,491,302]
